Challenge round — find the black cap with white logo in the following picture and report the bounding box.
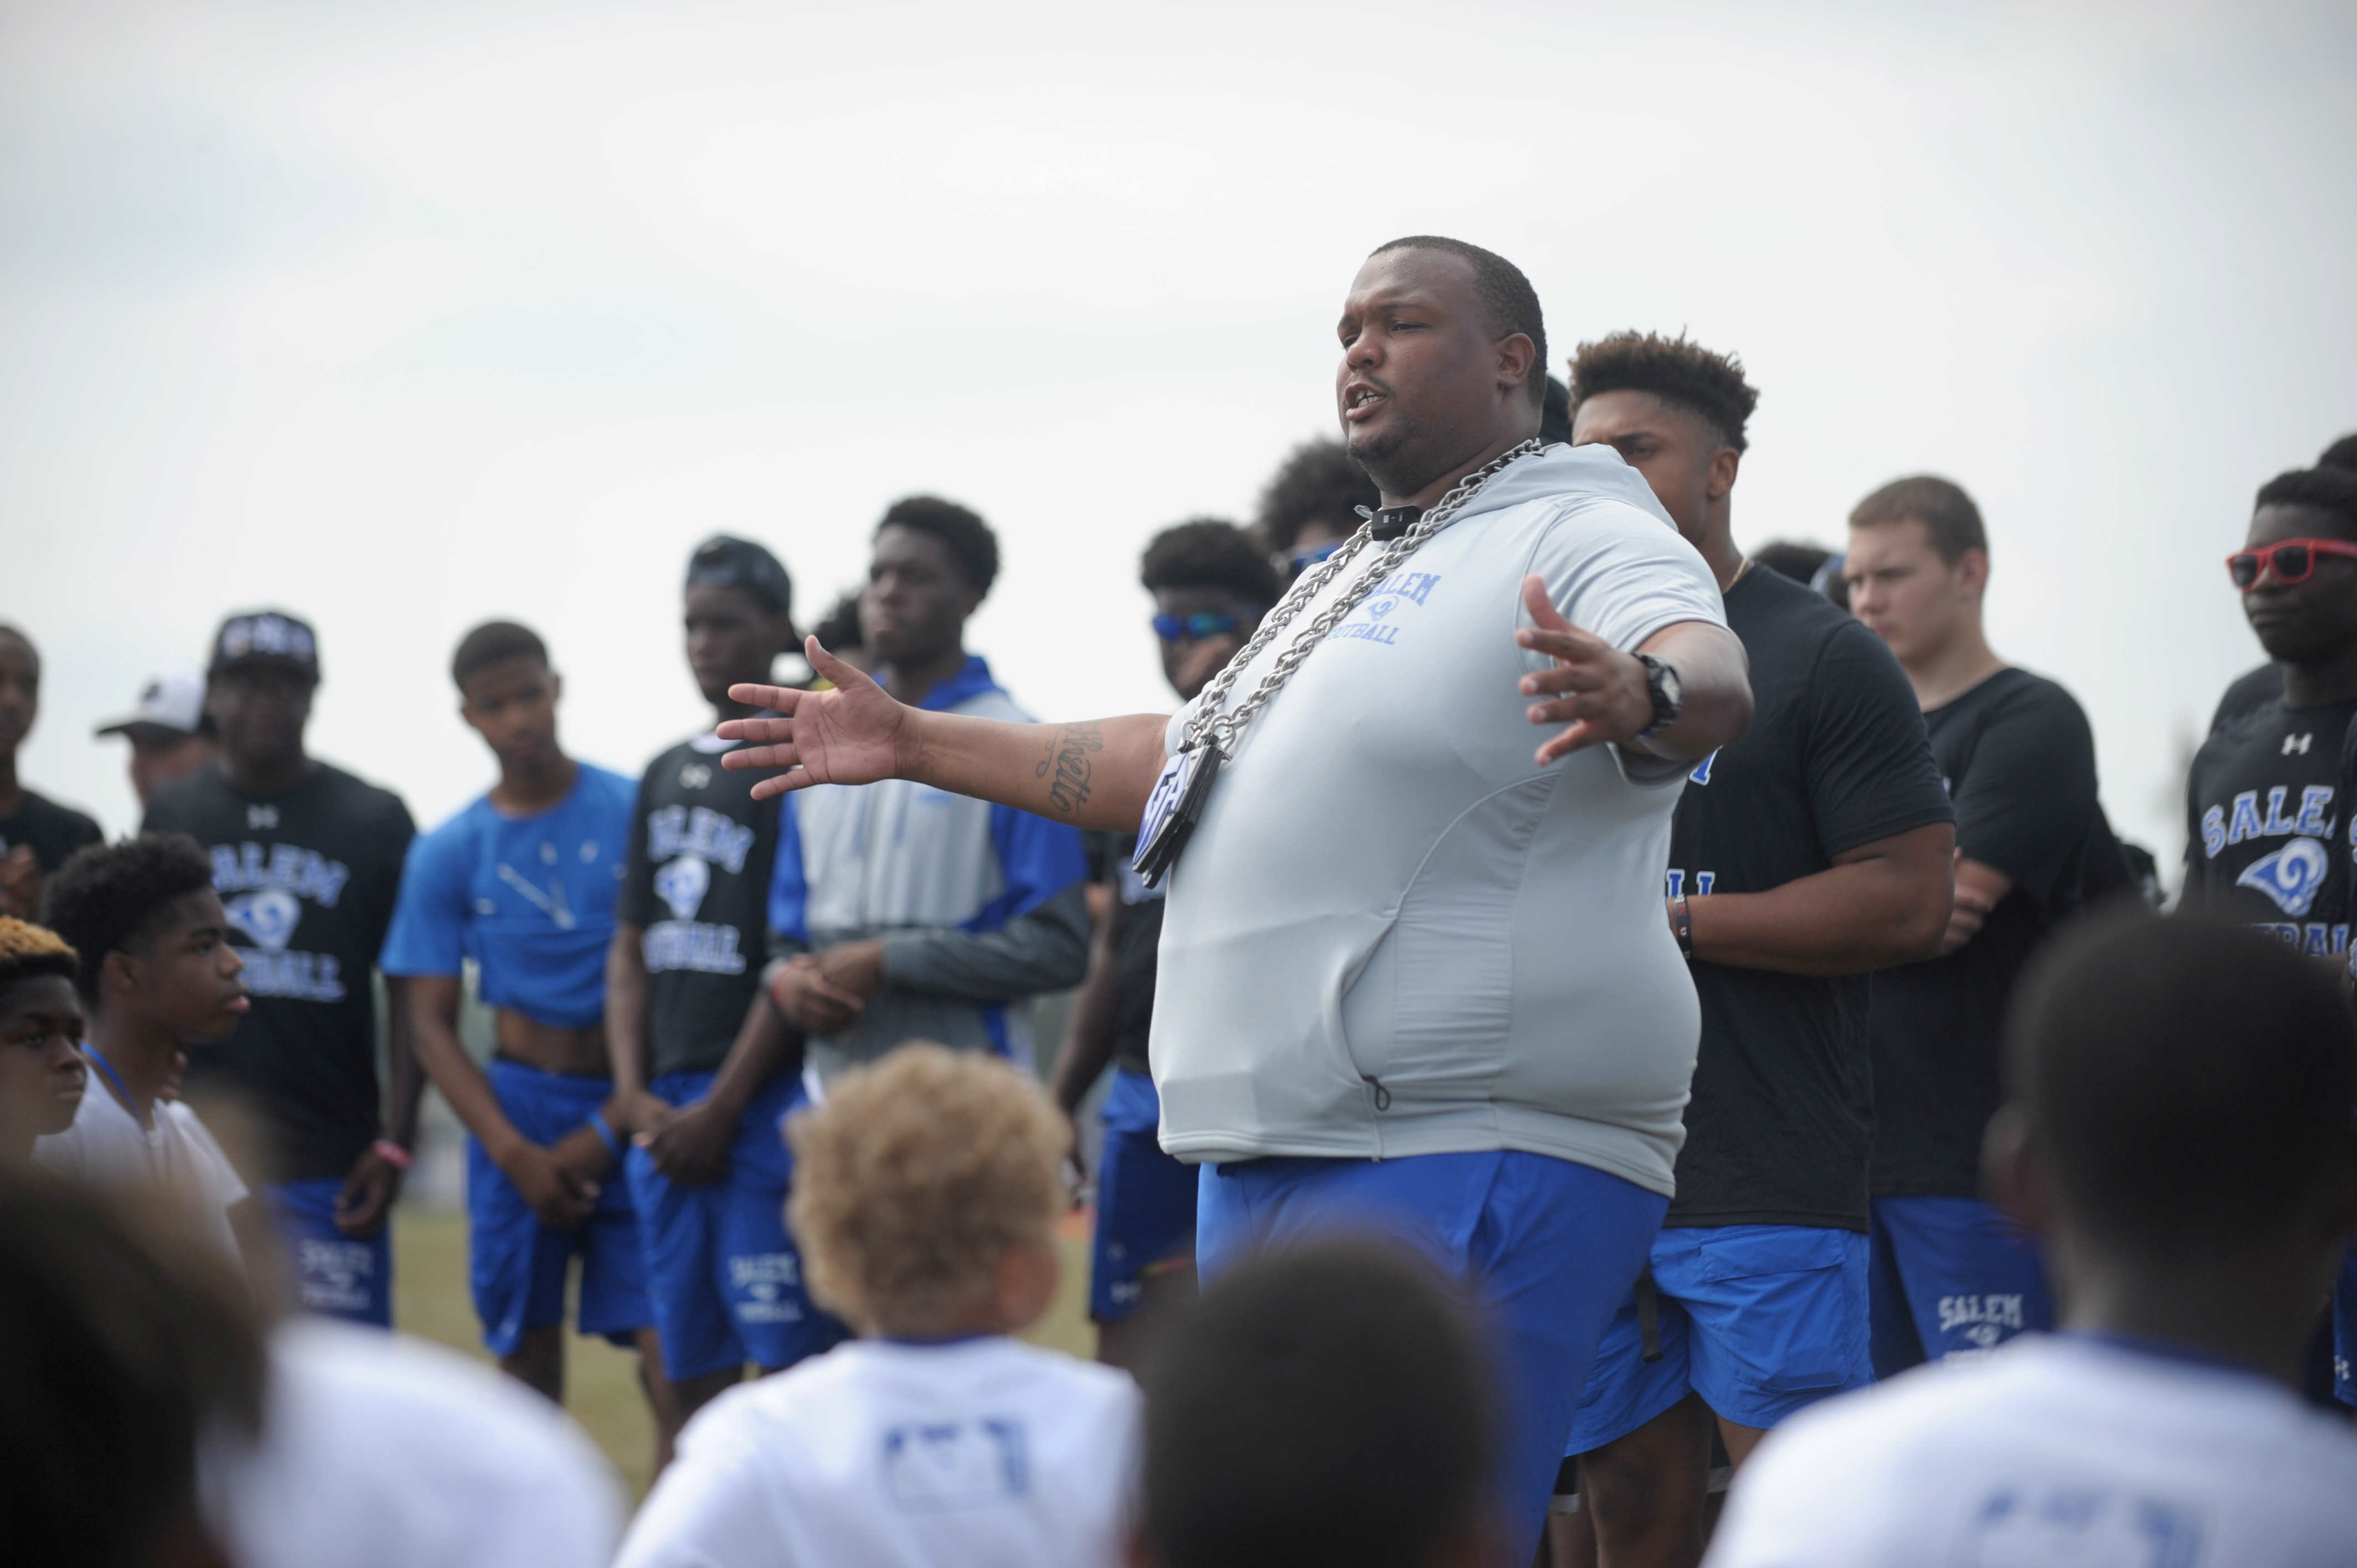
[208,610,321,684]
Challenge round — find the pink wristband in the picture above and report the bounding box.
[372,1138,414,1172]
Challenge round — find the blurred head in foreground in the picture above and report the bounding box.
[0,915,86,1158]
[1133,1237,1501,1568]
[787,1042,1066,1340]
[0,1167,264,1568]
[1989,909,2357,1380]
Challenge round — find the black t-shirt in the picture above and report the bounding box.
[1666,569,1953,1231]
[0,787,102,876]
[1868,669,2107,1199]
[142,762,414,1181]
[2181,694,2357,956]
[1080,829,1162,1080]
[2209,662,2284,735]
[620,734,781,1079]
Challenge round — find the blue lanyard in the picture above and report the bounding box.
[82,1044,148,1129]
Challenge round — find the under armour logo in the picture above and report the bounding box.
[679,763,712,790]
[246,804,280,829]
[2285,733,2314,756]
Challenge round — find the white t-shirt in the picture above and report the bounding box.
[615,1335,1140,1568]
[205,1318,623,1568]
[1706,1333,2357,1567]
[35,1075,249,1260]
[1151,441,1727,1193]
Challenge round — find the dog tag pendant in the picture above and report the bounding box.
[1131,743,1222,889]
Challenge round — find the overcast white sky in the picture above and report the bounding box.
[6,0,2354,870]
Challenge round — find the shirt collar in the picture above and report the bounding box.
[2067,1329,2271,1382]
[883,654,1000,713]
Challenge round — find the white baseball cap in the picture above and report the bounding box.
[95,668,207,740]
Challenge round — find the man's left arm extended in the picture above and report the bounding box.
[1517,576,1753,765]
[1685,822,1957,975]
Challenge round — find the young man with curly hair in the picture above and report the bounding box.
[0,915,86,1161]
[1556,333,1956,1566]
[1048,518,1279,1369]
[1253,438,1381,583]
[615,1044,1140,1568]
[35,834,254,1262]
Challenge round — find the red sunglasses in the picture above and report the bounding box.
[2226,538,2357,589]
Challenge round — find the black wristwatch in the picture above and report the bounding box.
[1636,653,1684,739]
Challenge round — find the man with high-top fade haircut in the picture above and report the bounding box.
[720,236,1754,1557]
[1558,334,1954,1568]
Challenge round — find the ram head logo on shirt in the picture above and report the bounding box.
[224,889,302,952]
[2236,835,2330,917]
[653,854,711,923]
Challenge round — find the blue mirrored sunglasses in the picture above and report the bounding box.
[1152,611,1248,643]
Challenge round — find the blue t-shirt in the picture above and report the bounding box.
[382,763,635,1030]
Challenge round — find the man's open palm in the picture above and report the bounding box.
[720,639,910,800]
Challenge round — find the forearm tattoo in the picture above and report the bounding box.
[1037,723,1104,816]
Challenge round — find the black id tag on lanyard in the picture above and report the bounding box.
[1131,743,1222,889]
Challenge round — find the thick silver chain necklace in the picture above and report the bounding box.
[1183,437,1543,759]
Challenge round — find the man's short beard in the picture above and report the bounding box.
[1345,415,1425,499]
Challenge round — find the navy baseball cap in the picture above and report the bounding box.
[208,610,321,683]
[685,535,793,618]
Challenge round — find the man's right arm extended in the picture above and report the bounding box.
[720,641,1172,832]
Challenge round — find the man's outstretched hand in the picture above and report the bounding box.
[1515,575,1654,765]
[721,639,913,800]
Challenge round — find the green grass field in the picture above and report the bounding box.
[391,1206,1099,1501]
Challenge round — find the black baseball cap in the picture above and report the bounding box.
[685,535,793,619]
[208,610,321,683]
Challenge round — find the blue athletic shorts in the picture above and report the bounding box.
[1090,1069,1197,1323]
[1566,1224,1871,1452]
[466,1060,651,1356]
[625,1069,847,1383]
[2332,1244,2357,1405]
[1869,1194,2052,1377]
[1197,1149,1665,1568]
[269,1178,393,1328]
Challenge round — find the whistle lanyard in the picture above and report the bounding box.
[83,1044,150,1131]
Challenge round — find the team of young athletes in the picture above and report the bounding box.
[4,234,2357,1566]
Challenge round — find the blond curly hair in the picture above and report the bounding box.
[0,916,78,996]
[788,1043,1067,1339]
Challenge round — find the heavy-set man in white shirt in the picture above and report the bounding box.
[720,235,1751,1556]
[1707,911,2357,1567]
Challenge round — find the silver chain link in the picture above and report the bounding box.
[1185,437,1544,758]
